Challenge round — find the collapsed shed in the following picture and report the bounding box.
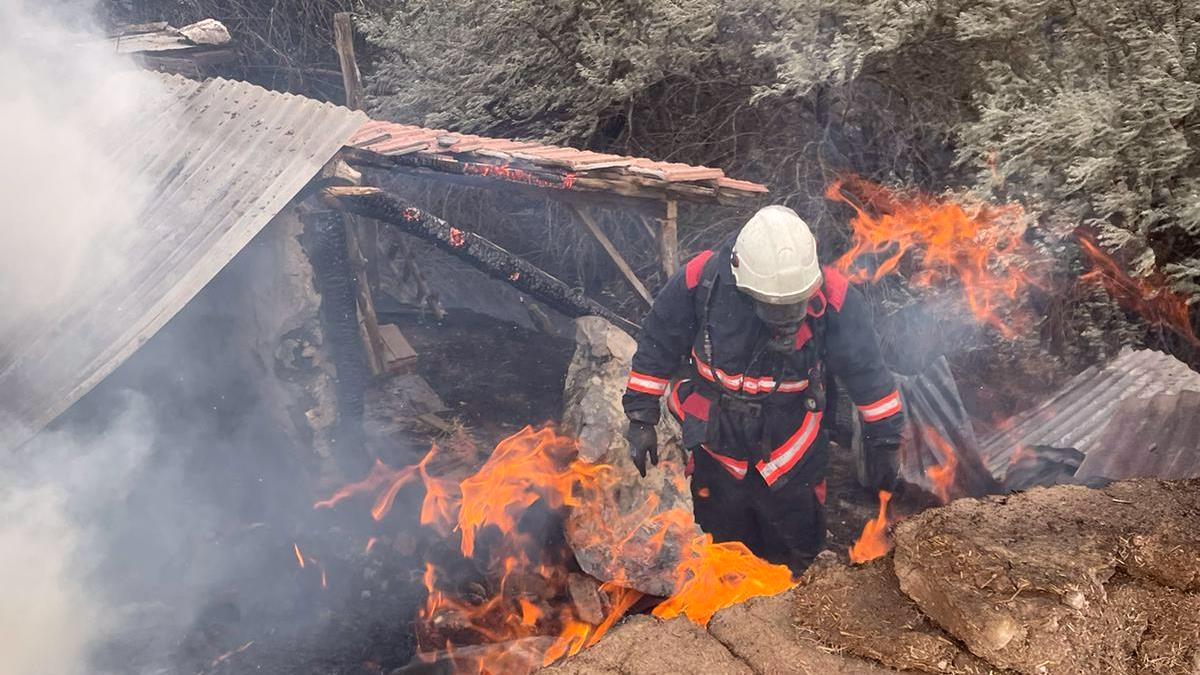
[0,64,768,489]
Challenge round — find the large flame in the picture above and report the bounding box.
[827,176,1037,338]
[1076,233,1199,347]
[651,534,796,626]
[315,425,795,673]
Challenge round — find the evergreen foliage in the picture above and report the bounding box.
[363,0,1200,368]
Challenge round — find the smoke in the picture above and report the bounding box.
[0,398,157,675]
[0,1,153,332]
[0,3,168,673]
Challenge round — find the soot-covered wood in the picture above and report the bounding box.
[334,190,641,334]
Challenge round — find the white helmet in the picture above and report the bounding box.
[731,205,822,307]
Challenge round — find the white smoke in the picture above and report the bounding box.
[0,1,153,331]
[0,3,164,674]
[0,399,157,675]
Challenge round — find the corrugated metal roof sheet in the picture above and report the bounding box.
[978,348,1200,480]
[0,73,367,452]
[348,121,768,200]
[1077,390,1200,480]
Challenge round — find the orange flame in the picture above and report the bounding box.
[318,425,797,673]
[293,542,305,569]
[456,427,609,558]
[827,176,1037,338]
[923,427,959,504]
[1076,233,1199,347]
[314,458,415,511]
[364,537,378,554]
[849,490,892,564]
[418,446,461,537]
[652,534,796,626]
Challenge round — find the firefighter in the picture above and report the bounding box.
[623,205,904,573]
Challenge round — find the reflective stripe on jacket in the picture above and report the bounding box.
[624,245,903,486]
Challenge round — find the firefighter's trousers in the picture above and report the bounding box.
[689,446,826,574]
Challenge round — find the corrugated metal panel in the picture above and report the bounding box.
[0,73,367,452]
[346,121,767,199]
[978,348,1200,479]
[1077,390,1200,480]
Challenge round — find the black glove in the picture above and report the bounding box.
[863,439,900,493]
[625,420,658,477]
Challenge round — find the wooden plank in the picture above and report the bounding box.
[323,185,384,198]
[378,323,418,373]
[343,215,387,375]
[658,199,679,277]
[360,220,381,291]
[569,205,654,307]
[332,13,363,110]
[345,161,667,217]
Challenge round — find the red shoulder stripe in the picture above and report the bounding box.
[822,265,849,311]
[685,250,715,290]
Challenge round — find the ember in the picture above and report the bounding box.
[827,176,1038,337]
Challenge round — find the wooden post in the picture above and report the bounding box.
[344,215,388,376]
[658,199,679,278]
[569,205,654,307]
[360,219,381,291]
[332,13,363,110]
[332,14,389,376]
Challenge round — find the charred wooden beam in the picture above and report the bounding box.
[327,189,641,334]
[302,210,371,477]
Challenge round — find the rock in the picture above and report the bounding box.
[561,317,696,597]
[567,573,606,626]
[790,561,998,674]
[177,18,231,45]
[891,479,1200,674]
[539,616,752,675]
[709,589,903,674]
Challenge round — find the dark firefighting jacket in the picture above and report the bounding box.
[623,246,904,488]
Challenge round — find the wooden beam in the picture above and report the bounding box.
[360,219,381,292]
[328,190,641,334]
[332,13,363,110]
[658,200,679,277]
[343,215,387,376]
[323,185,382,199]
[569,205,653,307]
[365,156,669,216]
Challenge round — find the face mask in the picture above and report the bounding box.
[753,299,808,328]
[755,300,808,352]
